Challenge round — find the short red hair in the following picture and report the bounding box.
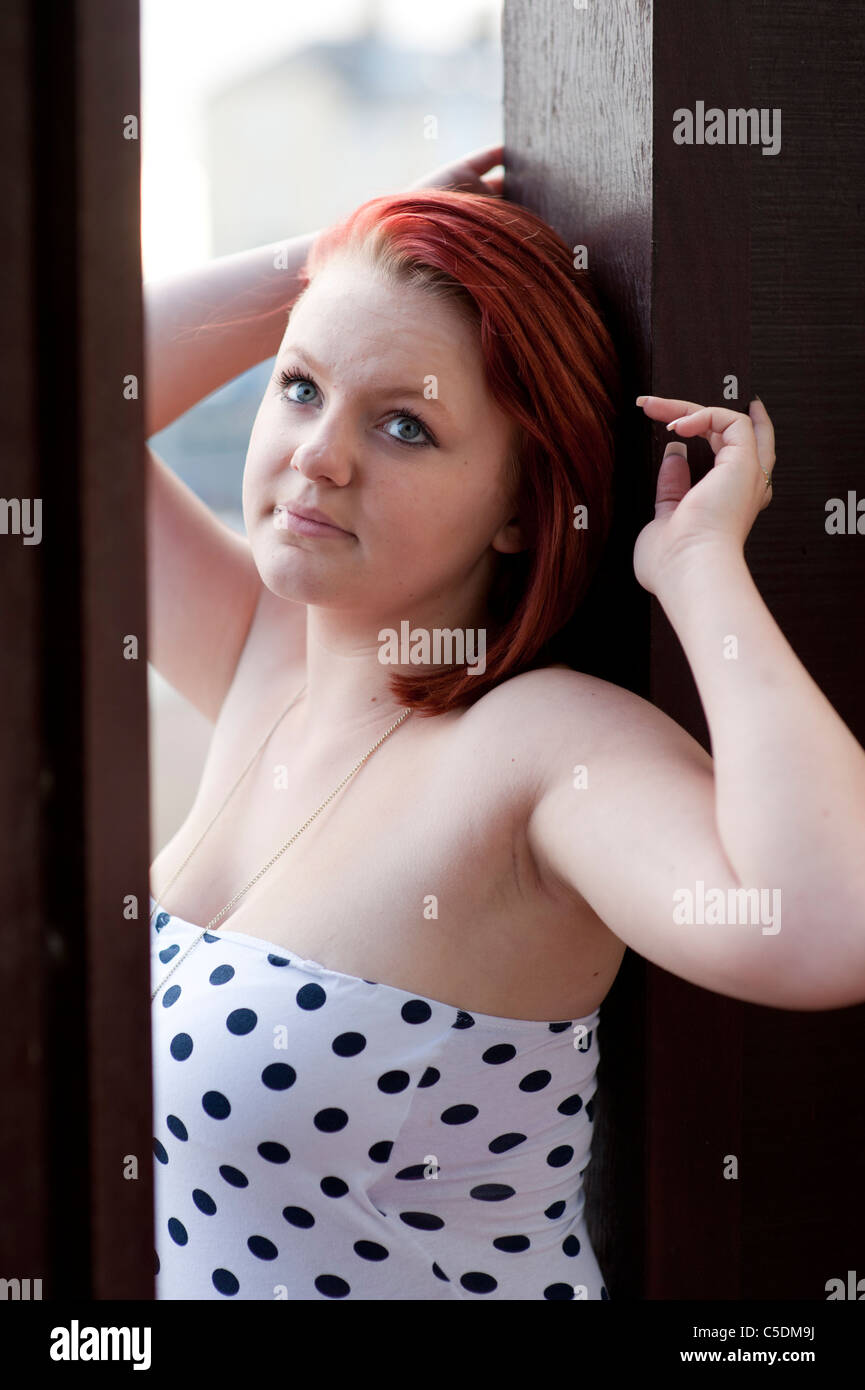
[292,189,621,715]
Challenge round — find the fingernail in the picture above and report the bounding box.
[636,395,649,406]
[664,442,687,456]
[665,419,680,431]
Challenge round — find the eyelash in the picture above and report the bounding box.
[276,365,437,447]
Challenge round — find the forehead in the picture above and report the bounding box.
[283,256,484,390]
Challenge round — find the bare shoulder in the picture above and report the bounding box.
[453,663,713,799]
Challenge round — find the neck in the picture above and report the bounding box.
[295,596,491,741]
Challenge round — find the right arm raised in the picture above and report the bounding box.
[144,232,317,719]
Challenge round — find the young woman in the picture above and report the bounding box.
[146,145,865,1301]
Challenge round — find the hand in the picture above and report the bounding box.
[632,395,776,596]
[406,143,505,198]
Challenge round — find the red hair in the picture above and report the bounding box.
[291,189,621,715]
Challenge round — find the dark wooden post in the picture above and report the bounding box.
[503,0,865,1300]
[0,0,154,1299]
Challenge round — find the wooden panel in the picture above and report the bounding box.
[0,0,47,1295]
[504,0,865,1301]
[0,0,153,1299]
[742,0,865,1301]
[503,0,654,1300]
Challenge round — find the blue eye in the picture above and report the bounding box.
[386,417,425,445]
[275,366,436,448]
[277,369,318,404]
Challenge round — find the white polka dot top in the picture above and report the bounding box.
[150,896,610,1300]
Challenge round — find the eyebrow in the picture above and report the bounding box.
[281,345,453,417]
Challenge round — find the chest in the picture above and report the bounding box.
[149,681,621,1021]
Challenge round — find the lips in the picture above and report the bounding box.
[273,502,353,537]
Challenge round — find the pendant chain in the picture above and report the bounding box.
[149,683,412,1003]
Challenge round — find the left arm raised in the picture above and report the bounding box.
[523,606,865,1011]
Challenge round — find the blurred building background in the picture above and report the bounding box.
[142,0,503,857]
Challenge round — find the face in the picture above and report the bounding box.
[242,255,523,626]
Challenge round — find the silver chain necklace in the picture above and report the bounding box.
[149,682,412,1002]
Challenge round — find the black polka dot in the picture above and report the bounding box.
[332,1032,366,1057]
[155,913,170,932]
[399,1211,445,1231]
[202,1090,230,1120]
[267,953,289,967]
[166,1115,188,1141]
[401,1000,432,1024]
[377,1070,410,1094]
[315,1274,350,1298]
[212,1268,239,1296]
[248,1235,278,1260]
[544,1282,576,1300]
[563,1234,581,1256]
[547,1145,574,1168]
[152,1138,168,1165]
[494,1234,530,1252]
[519,1069,552,1092]
[469,1183,515,1202]
[192,1189,216,1215]
[452,1011,475,1030]
[395,1162,430,1181]
[558,1093,584,1115]
[545,1200,566,1220]
[417,1066,440,1087]
[481,1042,516,1064]
[461,1270,497,1294]
[159,944,179,964]
[314,1108,348,1132]
[226,1008,257,1035]
[296,983,326,1010]
[209,963,234,986]
[257,1141,290,1164]
[321,1176,349,1197]
[261,1061,296,1090]
[354,1240,389,1261]
[162,985,181,1008]
[441,1103,478,1124]
[489,1132,526,1153]
[368,1140,393,1163]
[219,1165,248,1188]
[167,1218,187,1246]
[282,1206,315,1228]
[169,1033,193,1061]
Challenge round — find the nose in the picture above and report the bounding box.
[289,410,354,486]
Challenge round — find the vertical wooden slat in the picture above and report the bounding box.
[505,0,865,1302]
[78,0,153,1300]
[742,0,865,1300]
[0,0,153,1300]
[503,0,655,1300]
[0,0,47,1295]
[645,0,752,1299]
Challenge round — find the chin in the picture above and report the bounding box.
[254,551,352,609]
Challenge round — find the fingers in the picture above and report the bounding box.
[480,173,504,196]
[749,397,776,474]
[637,396,740,431]
[638,394,774,466]
[461,143,505,171]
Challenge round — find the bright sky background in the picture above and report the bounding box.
[140,0,501,279]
